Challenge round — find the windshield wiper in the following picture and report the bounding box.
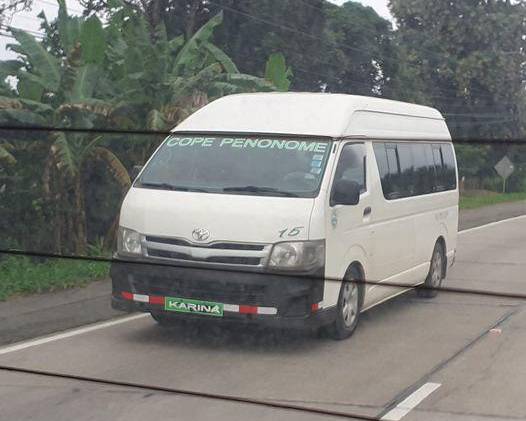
[222,186,299,197]
[139,181,209,192]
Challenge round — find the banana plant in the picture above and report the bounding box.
[265,53,293,92]
[0,1,129,253]
[105,10,276,131]
[0,3,291,253]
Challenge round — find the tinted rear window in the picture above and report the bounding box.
[373,142,457,200]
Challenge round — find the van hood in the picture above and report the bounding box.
[119,187,317,244]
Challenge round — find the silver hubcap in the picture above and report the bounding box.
[430,249,443,287]
[341,282,359,328]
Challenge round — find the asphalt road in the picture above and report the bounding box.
[0,215,525,421]
[3,201,525,348]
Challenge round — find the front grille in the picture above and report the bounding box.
[143,235,271,267]
[145,236,187,246]
[147,249,261,266]
[207,256,261,265]
[145,236,265,251]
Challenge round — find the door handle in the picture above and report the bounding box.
[363,206,372,216]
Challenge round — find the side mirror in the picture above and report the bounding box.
[130,165,143,181]
[331,179,361,206]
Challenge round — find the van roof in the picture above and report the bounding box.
[173,93,451,140]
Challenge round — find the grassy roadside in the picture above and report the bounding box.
[460,192,526,210]
[0,255,110,301]
[1,191,524,301]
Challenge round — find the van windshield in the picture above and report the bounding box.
[136,135,332,198]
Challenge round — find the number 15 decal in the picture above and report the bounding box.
[278,226,304,238]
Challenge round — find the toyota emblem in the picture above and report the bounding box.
[192,228,210,242]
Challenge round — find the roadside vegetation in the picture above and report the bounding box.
[460,192,526,210]
[0,256,109,301]
[0,0,525,298]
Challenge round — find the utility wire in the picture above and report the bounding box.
[207,0,401,68]
[206,0,522,101]
[1,248,526,301]
[1,0,521,103]
[0,9,516,103]
[1,24,45,39]
[34,0,84,14]
[0,364,378,421]
[295,0,524,62]
[0,32,16,40]
[0,124,525,144]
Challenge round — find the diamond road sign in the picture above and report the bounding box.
[494,156,514,180]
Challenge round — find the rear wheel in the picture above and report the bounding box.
[417,242,445,298]
[327,272,362,340]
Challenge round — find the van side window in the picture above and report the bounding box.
[334,143,367,193]
[374,143,389,182]
[373,142,457,200]
[432,145,446,192]
[398,143,415,197]
[374,143,409,199]
[440,144,457,190]
[373,143,396,198]
[412,143,435,195]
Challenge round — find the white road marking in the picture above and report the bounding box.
[381,382,441,421]
[0,314,149,356]
[458,214,526,236]
[1,213,524,356]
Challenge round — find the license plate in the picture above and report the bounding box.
[164,297,223,317]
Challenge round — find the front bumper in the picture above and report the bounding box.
[110,260,334,329]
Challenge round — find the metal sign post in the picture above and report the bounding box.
[494,156,515,193]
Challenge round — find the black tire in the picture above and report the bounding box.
[417,242,445,298]
[327,269,362,340]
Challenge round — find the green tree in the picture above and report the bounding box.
[0,1,130,253]
[211,0,326,91]
[79,0,324,91]
[0,2,288,253]
[389,0,526,140]
[321,1,396,96]
[264,53,293,92]
[103,9,276,133]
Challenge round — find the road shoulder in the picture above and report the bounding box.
[1,199,525,345]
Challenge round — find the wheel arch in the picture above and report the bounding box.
[435,236,447,276]
[344,261,366,307]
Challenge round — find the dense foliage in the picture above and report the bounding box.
[0,1,288,253]
[1,0,526,256]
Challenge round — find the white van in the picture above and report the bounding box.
[111,93,458,339]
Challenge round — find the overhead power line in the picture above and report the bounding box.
[1,24,45,39]
[1,124,526,144]
[2,248,526,301]
[0,2,518,103]
[0,31,16,40]
[206,0,523,101]
[34,0,84,14]
[0,364,379,421]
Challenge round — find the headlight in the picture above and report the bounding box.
[268,240,325,271]
[117,227,142,256]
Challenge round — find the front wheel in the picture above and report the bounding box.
[327,279,362,340]
[417,242,445,298]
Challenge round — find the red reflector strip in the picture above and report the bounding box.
[121,291,133,300]
[239,305,258,314]
[120,292,277,315]
[311,303,320,312]
[149,295,164,305]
